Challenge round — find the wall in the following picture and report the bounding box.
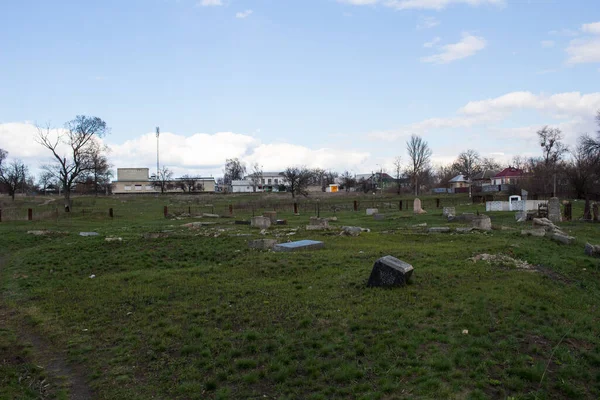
[117,168,150,182]
[486,200,547,212]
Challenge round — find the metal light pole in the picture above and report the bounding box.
[156,126,160,178]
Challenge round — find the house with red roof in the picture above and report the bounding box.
[492,168,524,186]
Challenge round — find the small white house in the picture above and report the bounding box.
[231,180,254,193]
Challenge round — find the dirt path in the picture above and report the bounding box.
[0,256,93,400]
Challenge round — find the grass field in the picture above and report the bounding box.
[1,193,599,399]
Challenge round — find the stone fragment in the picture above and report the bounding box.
[367,255,413,287]
[533,217,556,229]
[366,208,378,216]
[251,216,271,229]
[248,239,278,250]
[79,232,99,237]
[412,223,427,228]
[442,207,456,217]
[448,213,475,222]
[521,229,546,237]
[455,227,473,233]
[182,221,216,228]
[273,240,324,252]
[584,243,600,257]
[551,233,576,245]
[428,227,451,233]
[515,211,527,222]
[202,213,220,218]
[340,226,370,236]
[309,217,329,227]
[105,237,122,242]
[471,215,492,231]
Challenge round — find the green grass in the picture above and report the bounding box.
[1,193,599,399]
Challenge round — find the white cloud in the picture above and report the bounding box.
[566,37,600,64]
[541,40,555,48]
[582,22,600,35]
[423,37,441,48]
[235,9,253,19]
[417,16,440,29]
[0,123,371,178]
[198,0,222,6]
[339,0,503,10]
[421,33,486,64]
[548,28,579,37]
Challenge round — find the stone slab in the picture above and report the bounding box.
[428,227,451,233]
[251,216,271,229]
[366,208,378,216]
[472,215,492,231]
[551,233,576,245]
[79,232,99,237]
[584,243,600,257]
[442,207,456,217]
[521,228,546,237]
[455,227,473,233]
[273,240,324,252]
[367,255,413,287]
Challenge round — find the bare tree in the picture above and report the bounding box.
[480,157,502,171]
[38,171,55,195]
[151,166,173,194]
[565,135,598,199]
[406,135,432,196]
[85,139,112,195]
[249,163,263,192]
[452,149,481,180]
[511,155,527,171]
[340,171,356,192]
[37,116,109,210]
[282,167,313,198]
[0,159,28,201]
[223,158,246,185]
[537,126,568,195]
[393,157,403,194]
[0,148,7,170]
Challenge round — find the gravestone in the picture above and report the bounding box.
[79,232,99,237]
[367,255,413,288]
[248,239,278,250]
[366,208,378,216]
[548,197,561,223]
[340,226,368,236]
[515,211,527,222]
[585,243,600,257]
[263,211,277,223]
[471,215,492,231]
[413,198,426,214]
[442,207,455,217]
[251,216,271,229]
[273,240,324,252]
[521,228,546,237]
[551,233,576,245]
[428,227,451,233]
[455,227,473,233]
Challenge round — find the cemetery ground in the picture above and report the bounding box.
[1,194,600,399]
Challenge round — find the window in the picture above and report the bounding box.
[135,185,142,191]
[268,179,272,184]
[274,179,278,184]
[145,186,153,191]
[124,185,132,191]
[261,178,265,184]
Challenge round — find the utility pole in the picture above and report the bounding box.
[156,127,160,178]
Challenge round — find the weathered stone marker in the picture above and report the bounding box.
[551,233,576,245]
[442,207,455,217]
[472,215,492,231]
[79,232,99,237]
[428,227,451,233]
[548,197,561,223]
[413,198,426,214]
[251,216,271,229]
[263,211,277,223]
[585,243,600,257]
[366,208,378,216]
[367,256,413,288]
[273,240,324,252]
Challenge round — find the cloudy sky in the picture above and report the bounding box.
[1,0,600,179]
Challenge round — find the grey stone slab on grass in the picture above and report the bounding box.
[248,239,278,250]
[448,213,475,222]
[551,233,576,245]
[79,232,99,237]
[455,227,473,233]
[428,227,451,233]
[367,255,413,288]
[442,207,456,217]
[521,229,546,237]
[584,243,600,257]
[273,240,324,252]
[251,216,271,229]
[472,215,492,231]
[366,208,378,216]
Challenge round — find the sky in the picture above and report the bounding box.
[1,0,600,179]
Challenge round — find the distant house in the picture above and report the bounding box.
[492,168,524,186]
[112,168,216,194]
[471,170,499,187]
[231,180,254,193]
[244,172,287,192]
[448,175,470,189]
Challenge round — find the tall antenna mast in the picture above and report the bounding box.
[156,126,160,178]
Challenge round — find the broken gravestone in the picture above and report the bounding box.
[551,233,576,245]
[521,228,546,237]
[248,239,278,250]
[79,232,99,237]
[340,226,370,236]
[251,216,271,229]
[413,198,426,214]
[584,243,600,257]
[442,207,455,217]
[471,215,492,231]
[306,217,329,230]
[428,227,451,233]
[366,208,378,216]
[548,197,561,223]
[367,255,413,288]
[273,240,324,252]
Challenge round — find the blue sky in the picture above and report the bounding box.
[1,0,600,177]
